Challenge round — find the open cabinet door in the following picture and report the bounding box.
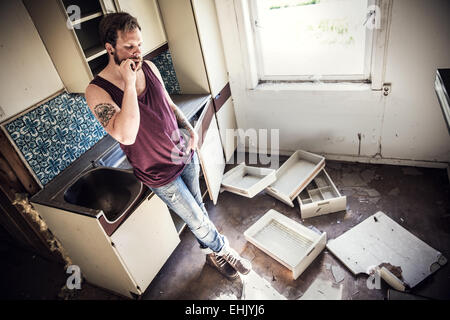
[195,100,226,205]
[191,0,238,162]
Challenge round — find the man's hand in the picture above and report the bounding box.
[187,130,199,152]
[119,59,137,87]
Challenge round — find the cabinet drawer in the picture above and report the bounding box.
[221,163,276,198]
[265,150,325,207]
[244,209,326,280]
[297,170,346,219]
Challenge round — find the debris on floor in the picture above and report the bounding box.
[331,265,345,283]
[240,271,286,300]
[298,278,343,300]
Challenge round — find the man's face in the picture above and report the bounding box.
[112,28,143,70]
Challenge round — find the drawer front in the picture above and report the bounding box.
[298,196,347,219]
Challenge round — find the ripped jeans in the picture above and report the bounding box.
[148,151,227,253]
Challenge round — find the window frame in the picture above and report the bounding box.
[238,0,392,88]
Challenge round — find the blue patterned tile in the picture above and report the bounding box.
[151,49,181,94]
[3,91,107,185]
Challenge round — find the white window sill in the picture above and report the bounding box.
[252,81,373,92]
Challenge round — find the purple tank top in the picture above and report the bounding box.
[90,62,193,188]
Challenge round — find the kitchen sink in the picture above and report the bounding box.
[63,167,144,222]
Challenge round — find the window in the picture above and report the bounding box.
[249,0,379,82]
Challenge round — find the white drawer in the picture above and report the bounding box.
[244,209,326,280]
[265,150,325,207]
[221,162,276,198]
[297,169,346,219]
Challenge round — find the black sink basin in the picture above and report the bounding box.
[64,167,143,222]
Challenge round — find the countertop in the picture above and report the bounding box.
[30,93,211,217]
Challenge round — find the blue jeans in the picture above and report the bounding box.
[148,151,226,253]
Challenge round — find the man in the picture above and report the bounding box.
[85,12,251,280]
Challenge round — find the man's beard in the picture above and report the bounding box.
[113,51,142,71]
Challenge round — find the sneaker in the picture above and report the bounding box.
[206,253,239,279]
[219,247,252,275]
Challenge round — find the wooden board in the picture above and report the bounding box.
[326,211,448,289]
[198,115,225,205]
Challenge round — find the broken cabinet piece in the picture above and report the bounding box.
[326,211,447,289]
[265,150,325,207]
[244,209,326,279]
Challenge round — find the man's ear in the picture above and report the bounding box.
[105,43,114,55]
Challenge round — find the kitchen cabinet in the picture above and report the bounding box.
[23,0,167,93]
[158,0,238,161]
[31,189,180,299]
[23,0,116,93]
[0,1,64,122]
[115,0,166,56]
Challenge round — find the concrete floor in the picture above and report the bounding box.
[1,155,449,300]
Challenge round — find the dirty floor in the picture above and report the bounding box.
[1,155,449,300]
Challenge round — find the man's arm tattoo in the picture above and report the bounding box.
[172,104,194,134]
[94,103,116,127]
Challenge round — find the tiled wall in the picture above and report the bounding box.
[3,92,107,186]
[2,48,181,186]
[150,49,181,94]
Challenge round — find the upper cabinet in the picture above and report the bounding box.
[158,0,238,161]
[23,0,167,93]
[0,1,64,122]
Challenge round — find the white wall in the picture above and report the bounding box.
[0,0,64,122]
[217,0,450,166]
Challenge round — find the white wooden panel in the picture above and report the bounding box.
[23,0,92,93]
[32,203,138,298]
[216,98,238,162]
[0,1,64,121]
[116,0,166,55]
[326,211,448,289]
[111,193,180,291]
[198,116,225,205]
[191,0,228,97]
[244,209,326,279]
[157,0,209,94]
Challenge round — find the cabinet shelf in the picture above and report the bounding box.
[85,45,107,62]
[71,11,103,27]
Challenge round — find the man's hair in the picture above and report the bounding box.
[99,12,141,48]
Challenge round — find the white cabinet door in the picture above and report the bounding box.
[192,0,238,161]
[116,0,167,55]
[196,102,226,205]
[111,193,180,291]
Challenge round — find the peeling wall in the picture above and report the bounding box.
[218,0,450,165]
